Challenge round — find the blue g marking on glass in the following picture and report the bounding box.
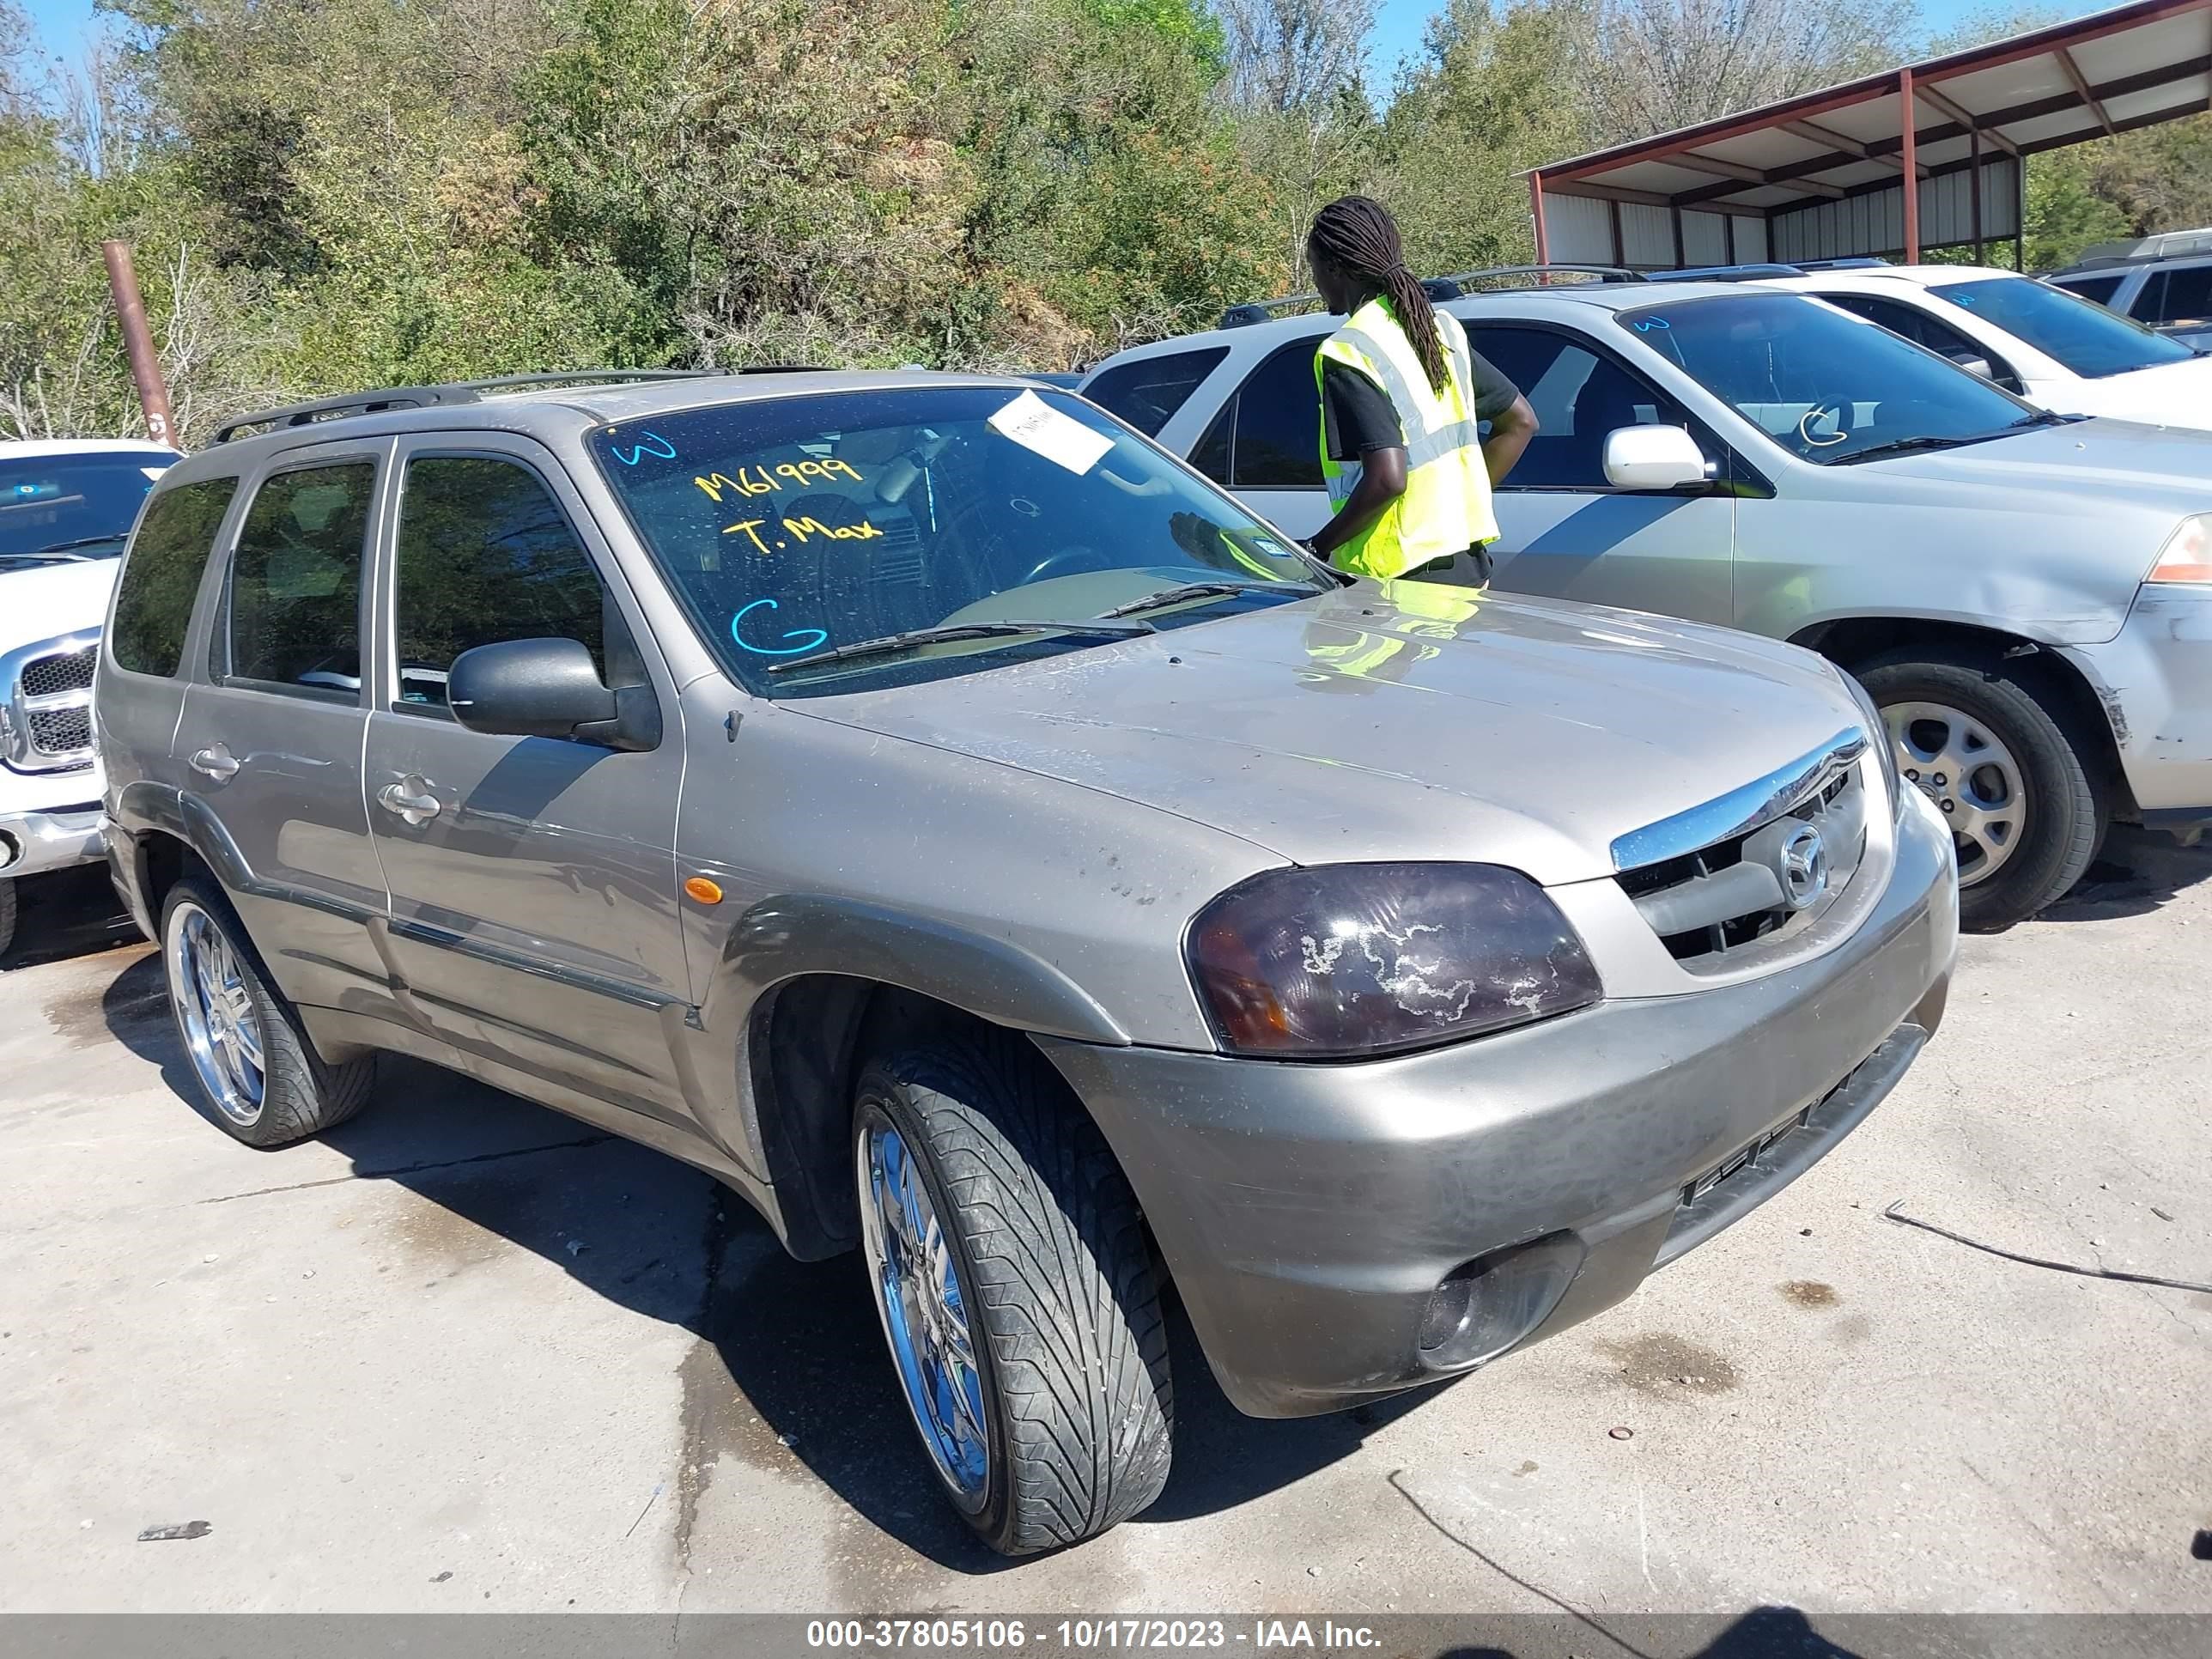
[610,431,678,465]
[731,599,829,657]
[1632,317,1671,332]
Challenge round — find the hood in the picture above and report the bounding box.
[1869,416,2212,514]
[2051,353,2212,431]
[0,556,119,647]
[799,585,1864,886]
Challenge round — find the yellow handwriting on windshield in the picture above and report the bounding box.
[720,514,886,555]
[694,458,863,503]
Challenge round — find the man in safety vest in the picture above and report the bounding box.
[1303,197,1538,586]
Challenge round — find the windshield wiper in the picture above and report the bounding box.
[1831,434,1984,465]
[1095,579,1317,620]
[3,536,121,562]
[766,618,1153,676]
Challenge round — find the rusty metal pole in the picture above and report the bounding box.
[1899,69,1921,264]
[101,240,176,448]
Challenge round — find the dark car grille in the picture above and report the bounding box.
[28,705,94,754]
[19,647,95,698]
[1618,763,1869,967]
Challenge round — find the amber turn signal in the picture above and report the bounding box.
[684,877,723,905]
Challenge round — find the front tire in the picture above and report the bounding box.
[853,1030,1173,1554]
[1856,653,2105,932]
[0,878,16,963]
[160,876,376,1146]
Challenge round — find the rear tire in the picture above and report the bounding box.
[853,1029,1173,1554]
[160,875,376,1146]
[1856,653,2105,932]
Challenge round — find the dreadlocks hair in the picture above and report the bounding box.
[1307,196,1449,395]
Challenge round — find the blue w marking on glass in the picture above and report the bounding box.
[1632,318,1671,332]
[732,599,829,657]
[610,431,678,465]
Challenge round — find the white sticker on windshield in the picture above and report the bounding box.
[987,389,1114,476]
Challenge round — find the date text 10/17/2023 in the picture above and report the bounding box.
[803,1620,1382,1652]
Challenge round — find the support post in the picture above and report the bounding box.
[1899,69,1921,263]
[1971,126,1984,262]
[1528,173,1550,266]
[101,241,175,448]
[1608,199,1625,268]
[1671,207,1686,269]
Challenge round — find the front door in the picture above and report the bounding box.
[360,436,692,1122]
[1463,322,1738,626]
[170,443,392,1013]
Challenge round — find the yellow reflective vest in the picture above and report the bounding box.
[1314,296,1500,580]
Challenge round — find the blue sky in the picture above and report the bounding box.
[22,0,2119,73]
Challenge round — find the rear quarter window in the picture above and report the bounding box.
[109,477,240,678]
[1082,347,1229,436]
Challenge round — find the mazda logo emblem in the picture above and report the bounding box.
[1777,823,1829,910]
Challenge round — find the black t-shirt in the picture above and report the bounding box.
[1321,345,1522,461]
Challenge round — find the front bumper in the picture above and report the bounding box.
[1038,788,1958,1419]
[0,802,106,880]
[2065,584,2212,825]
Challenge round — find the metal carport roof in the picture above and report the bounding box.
[1527,0,2212,268]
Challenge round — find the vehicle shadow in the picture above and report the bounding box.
[1,865,140,971]
[102,976,1438,1572]
[1429,1603,1869,1656]
[2039,824,2212,923]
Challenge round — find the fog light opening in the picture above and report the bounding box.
[1417,1232,1587,1371]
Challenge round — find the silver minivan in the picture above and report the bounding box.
[1087,277,2212,929]
[98,370,1955,1553]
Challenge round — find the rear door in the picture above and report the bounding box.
[360,434,693,1121]
[1184,334,1335,539]
[169,443,391,1011]
[1462,321,1738,624]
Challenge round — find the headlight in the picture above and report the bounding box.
[1186,862,1601,1059]
[1839,667,1902,813]
[2149,514,2212,583]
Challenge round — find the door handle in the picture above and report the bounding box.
[189,746,240,782]
[376,782,442,825]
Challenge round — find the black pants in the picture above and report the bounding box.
[1407,544,1494,586]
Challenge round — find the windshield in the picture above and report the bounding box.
[1,450,172,561]
[1929,276,2197,377]
[1618,293,2039,465]
[590,385,1328,696]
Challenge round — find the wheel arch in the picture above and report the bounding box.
[1791,615,2132,816]
[748,974,1123,1262]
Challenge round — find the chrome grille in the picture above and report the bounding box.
[19,647,95,698]
[1613,731,1870,968]
[2,631,100,775]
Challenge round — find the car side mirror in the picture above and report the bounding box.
[1602,425,1711,491]
[1942,348,1996,380]
[447,637,660,752]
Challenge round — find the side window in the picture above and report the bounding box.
[1824,295,2022,392]
[222,463,374,696]
[392,455,638,710]
[1190,402,1233,483]
[2144,266,2212,328]
[1467,325,1692,490]
[2055,274,2124,307]
[109,478,238,678]
[1083,347,1229,437]
[1230,339,1328,489]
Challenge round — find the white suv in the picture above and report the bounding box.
[1765,262,2212,429]
[1082,277,2212,930]
[1,438,176,957]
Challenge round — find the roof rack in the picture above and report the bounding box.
[209,368,757,445]
[1437,264,1645,291]
[2057,228,2212,271]
[1644,263,1804,284]
[1792,256,1891,270]
[1218,280,1465,329]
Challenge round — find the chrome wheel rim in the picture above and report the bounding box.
[167,902,266,1126]
[1886,699,2026,888]
[857,1112,990,1504]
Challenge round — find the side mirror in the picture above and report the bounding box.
[1942,348,1996,380]
[447,637,659,752]
[1602,425,1711,491]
